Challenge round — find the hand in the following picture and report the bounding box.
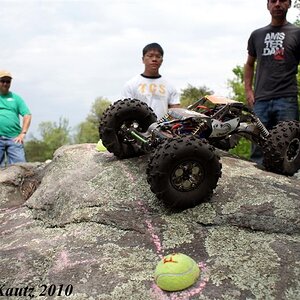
[245,90,255,109]
[13,133,26,144]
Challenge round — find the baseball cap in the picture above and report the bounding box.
[0,70,13,79]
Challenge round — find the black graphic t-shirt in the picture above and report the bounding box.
[247,22,300,101]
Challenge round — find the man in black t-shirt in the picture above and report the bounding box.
[244,0,300,165]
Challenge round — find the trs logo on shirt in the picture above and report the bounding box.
[263,32,285,60]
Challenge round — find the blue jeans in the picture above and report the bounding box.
[0,136,26,167]
[251,97,299,165]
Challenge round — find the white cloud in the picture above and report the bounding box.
[0,0,298,137]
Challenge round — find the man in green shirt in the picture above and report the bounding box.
[0,70,32,166]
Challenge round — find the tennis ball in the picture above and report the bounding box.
[154,253,200,292]
[96,139,107,152]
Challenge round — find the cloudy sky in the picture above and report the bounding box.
[1,0,299,138]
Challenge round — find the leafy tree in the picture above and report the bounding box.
[25,117,71,162]
[227,66,251,159]
[86,97,111,124]
[227,66,246,103]
[180,84,213,107]
[74,97,111,143]
[295,0,300,26]
[25,139,49,162]
[75,120,100,143]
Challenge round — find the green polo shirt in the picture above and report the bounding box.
[0,92,31,138]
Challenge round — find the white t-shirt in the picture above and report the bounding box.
[122,74,180,119]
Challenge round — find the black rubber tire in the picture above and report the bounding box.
[262,120,300,175]
[146,136,222,210]
[99,99,157,158]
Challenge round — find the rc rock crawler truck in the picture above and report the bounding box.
[99,96,300,210]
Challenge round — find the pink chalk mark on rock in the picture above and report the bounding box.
[137,201,163,258]
[145,219,163,259]
[1,220,34,235]
[53,250,70,272]
[52,250,98,273]
[119,161,136,183]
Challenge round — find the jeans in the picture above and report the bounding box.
[251,97,299,165]
[0,136,26,167]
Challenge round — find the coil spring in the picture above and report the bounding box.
[158,114,172,123]
[192,123,207,136]
[256,117,269,137]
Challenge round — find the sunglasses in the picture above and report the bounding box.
[0,79,11,84]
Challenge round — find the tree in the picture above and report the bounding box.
[74,97,111,143]
[25,117,71,162]
[25,139,49,162]
[295,0,300,26]
[75,120,99,143]
[180,84,213,107]
[227,66,246,103]
[227,66,251,159]
[86,97,111,124]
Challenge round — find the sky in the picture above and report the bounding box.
[1,0,299,138]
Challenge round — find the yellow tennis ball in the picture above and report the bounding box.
[96,139,107,152]
[154,253,200,292]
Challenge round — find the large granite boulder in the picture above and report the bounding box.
[0,144,299,299]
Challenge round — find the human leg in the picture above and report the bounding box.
[0,138,6,167]
[6,138,26,165]
[273,97,299,122]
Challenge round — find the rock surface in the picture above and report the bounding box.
[0,144,299,300]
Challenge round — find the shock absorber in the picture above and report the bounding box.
[158,113,173,123]
[192,122,207,136]
[255,116,269,138]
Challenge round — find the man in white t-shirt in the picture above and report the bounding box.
[122,43,180,119]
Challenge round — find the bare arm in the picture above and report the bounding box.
[244,55,256,108]
[14,114,32,144]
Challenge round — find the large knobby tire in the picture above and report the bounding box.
[146,136,222,210]
[99,99,157,158]
[262,120,300,175]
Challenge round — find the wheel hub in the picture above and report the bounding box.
[119,121,140,142]
[171,161,204,192]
